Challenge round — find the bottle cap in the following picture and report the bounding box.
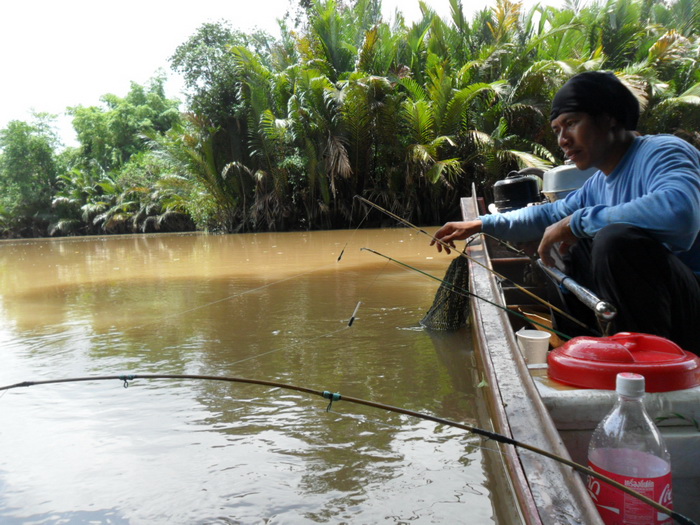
[616,372,645,396]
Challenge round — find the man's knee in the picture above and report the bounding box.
[592,224,659,266]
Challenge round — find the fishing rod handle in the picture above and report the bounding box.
[537,260,617,323]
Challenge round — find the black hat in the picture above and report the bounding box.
[550,71,639,130]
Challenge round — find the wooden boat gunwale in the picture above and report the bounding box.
[461,191,603,524]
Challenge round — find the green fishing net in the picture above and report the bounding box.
[420,255,471,331]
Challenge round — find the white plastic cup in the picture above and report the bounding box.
[516,329,551,365]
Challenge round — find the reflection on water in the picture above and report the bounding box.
[0,230,507,523]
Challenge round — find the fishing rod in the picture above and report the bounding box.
[477,231,533,261]
[361,247,573,341]
[475,229,619,334]
[0,373,693,525]
[476,232,617,334]
[355,196,593,333]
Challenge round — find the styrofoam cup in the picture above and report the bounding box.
[516,329,551,365]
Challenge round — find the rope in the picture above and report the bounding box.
[0,373,693,525]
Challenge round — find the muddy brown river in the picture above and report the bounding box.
[0,229,515,524]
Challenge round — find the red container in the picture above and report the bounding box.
[547,332,700,392]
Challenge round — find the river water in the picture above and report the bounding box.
[0,229,514,524]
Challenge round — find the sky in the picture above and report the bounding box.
[0,0,569,146]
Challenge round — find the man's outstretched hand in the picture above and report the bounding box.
[431,220,483,254]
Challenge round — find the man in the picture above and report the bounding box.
[431,71,700,354]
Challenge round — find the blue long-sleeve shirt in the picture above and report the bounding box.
[480,135,700,274]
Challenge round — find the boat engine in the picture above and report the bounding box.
[491,163,598,214]
[491,168,544,213]
[542,163,597,202]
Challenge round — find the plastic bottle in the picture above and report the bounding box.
[587,372,673,525]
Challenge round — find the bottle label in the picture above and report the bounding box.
[588,461,673,525]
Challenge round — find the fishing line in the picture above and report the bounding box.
[336,202,387,326]
[326,406,508,460]
[36,260,347,354]
[344,260,387,328]
[0,374,692,525]
[7,229,411,388]
[355,196,591,332]
[360,248,573,341]
[121,263,342,335]
[142,220,400,366]
[227,325,350,367]
[475,232,535,261]
[67,238,376,366]
[337,201,373,262]
[194,247,388,367]
[342,246,393,328]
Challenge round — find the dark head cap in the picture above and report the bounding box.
[550,71,639,130]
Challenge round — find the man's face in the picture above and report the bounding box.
[550,111,617,173]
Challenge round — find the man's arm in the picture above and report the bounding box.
[569,136,700,251]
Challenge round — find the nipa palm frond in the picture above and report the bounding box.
[400,99,436,145]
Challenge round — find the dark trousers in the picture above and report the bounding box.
[560,224,700,355]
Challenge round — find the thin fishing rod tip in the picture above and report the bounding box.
[672,512,697,525]
[348,301,362,326]
[337,243,348,262]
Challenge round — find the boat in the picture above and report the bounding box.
[459,184,700,524]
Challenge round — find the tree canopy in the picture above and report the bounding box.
[1,0,698,238]
[0,115,61,236]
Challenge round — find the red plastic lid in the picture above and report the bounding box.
[547,332,700,392]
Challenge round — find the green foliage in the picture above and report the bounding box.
[2,0,699,237]
[170,22,250,125]
[68,75,181,172]
[51,151,195,236]
[48,76,185,236]
[148,114,247,232]
[0,115,61,236]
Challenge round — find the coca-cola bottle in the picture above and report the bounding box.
[587,372,673,524]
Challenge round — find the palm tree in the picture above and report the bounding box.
[152,115,250,232]
[641,81,700,146]
[50,164,128,235]
[45,0,698,237]
[467,115,555,196]
[587,0,649,70]
[396,67,470,222]
[665,0,700,38]
[232,45,296,230]
[91,177,136,234]
[302,0,359,82]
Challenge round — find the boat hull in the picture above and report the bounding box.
[462,193,604,525]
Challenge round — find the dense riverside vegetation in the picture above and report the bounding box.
[1,0,698,237]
